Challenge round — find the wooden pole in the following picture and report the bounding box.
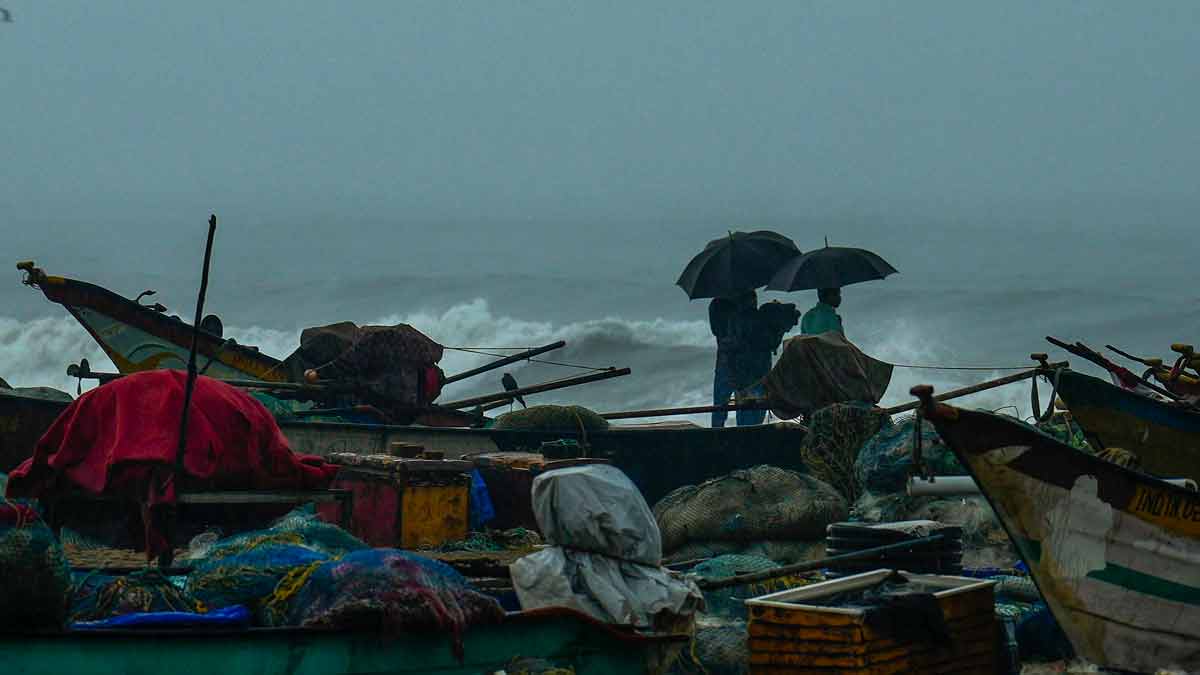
[600,401,770,420]
[174,215,217,475]
[696,534,947,590]
[441,368,631,409]
[441,341,568,385]
[880,362,1067,416]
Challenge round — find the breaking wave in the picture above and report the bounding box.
[0,299,1045,424]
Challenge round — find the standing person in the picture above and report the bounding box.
[800,287,844,336]
[709,293,742,427]
[730,294,773,426]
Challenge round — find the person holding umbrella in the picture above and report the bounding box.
[769,241,898,336]
[800,287,844,336]
[677,231,801,427]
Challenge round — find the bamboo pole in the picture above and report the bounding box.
[879,362,1067,416]
[441,368,631,409]
[600,401,770,420]
[696,534,947,590]
[441,341,567,385]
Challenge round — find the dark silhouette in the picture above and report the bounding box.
[501,372,526,408]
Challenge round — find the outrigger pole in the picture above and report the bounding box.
[175,215,218,477]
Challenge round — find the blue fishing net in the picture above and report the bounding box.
[186,544,329,617]
[282,549,504,656]
[183,505,365,621]
[0,498,70,630]
[855,415,967,495]
[263,504,369,555]
[70,569,202,623]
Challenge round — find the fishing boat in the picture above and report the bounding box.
[912,385,1200,673]
[1053,368,1200,481]
[2,607,687,675]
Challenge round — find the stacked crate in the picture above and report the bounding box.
[745,570,996,674]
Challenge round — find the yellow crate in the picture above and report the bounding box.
[400,483,469,549]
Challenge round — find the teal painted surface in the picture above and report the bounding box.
[3,616,677,675]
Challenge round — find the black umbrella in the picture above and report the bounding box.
[676,230,801,300]
[766,245,897,291]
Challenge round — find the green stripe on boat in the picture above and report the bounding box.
[1088,563,1200,606]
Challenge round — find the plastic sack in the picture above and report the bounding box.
[511,464,702,627]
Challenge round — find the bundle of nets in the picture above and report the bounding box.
[0,499,70,630]
[799,403,892,502]
[665,539,826,567]
[492,405,609,432]
[437,527,542,553]
[653,465,847,555]
[672,617,750,675]
[263,505,369,555]
[70,569,202,623]
[691,554,780,620]
[851,492,1016,568]
[282,549,504,656]
[855,414,967,495]
[1036,415,1091,453]
[183,506,366,620]
[186,543,329,619]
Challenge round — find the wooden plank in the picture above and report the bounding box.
[175,490,351,504]
[748,614,992,651]
[749,636,993,670]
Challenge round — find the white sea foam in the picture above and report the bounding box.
[0,299,1046,424]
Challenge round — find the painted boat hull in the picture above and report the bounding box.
[2,608,686,675]
[1056,369,1200,481]
[928,403,1200,673]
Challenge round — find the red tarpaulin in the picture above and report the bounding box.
[6,370,338,557]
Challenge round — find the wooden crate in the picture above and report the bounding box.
[319,460,471,549]
[745,569,996,675]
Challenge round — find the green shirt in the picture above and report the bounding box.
[800,302,844,336]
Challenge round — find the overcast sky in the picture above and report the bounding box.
[3,2,1199,316]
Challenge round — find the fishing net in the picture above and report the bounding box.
[665,540,826,566]
[1035,414,1091,452]
[654,465,847,555]
[283,549,504,656]
[70,569,202,623]
[799,403,892,502]
[674,617,750,675]
[265,504,369,555]
[492,405,609,432]
[186,544,329,618]
[855,414,967,495]
[182,505,366,621]
[0,499,70,630]
[437,527,542,553]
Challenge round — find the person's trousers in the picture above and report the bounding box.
[714,358,766,427]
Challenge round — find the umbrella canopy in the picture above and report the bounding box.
[767,245,897,291]
[676,230,801,299]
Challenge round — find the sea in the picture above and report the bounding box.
[2,216,1197,425]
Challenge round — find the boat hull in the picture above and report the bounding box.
[929,405,1200,673]
[0,391,806,509]
[0,391,71,472]
[2,608,685,675]
[281,420,807,506]
[1056,369,1200,480]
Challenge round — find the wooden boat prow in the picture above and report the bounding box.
[912,385,1200,672]
[18,261,287,382]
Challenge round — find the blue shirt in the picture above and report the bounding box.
[800,302,844,336]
